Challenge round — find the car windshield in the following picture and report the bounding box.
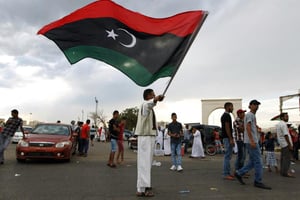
[31,124,70,136]
[16,127,32,132]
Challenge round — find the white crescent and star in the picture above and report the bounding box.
[106,28,137,48]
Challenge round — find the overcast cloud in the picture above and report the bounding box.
[0,0,299,129]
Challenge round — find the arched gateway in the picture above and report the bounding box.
[201,99,242,124]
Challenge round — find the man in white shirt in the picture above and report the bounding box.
[135,89,164,197]
[276,112,294,177]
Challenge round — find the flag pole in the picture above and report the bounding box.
[162,11,208,96]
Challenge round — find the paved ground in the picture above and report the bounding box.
[0,141,299,200]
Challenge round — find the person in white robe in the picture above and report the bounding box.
[190,127,205,158]
[163,126,171,156]
[100,127,106,142]
[154,126,164,156]
[135,89,164,197]
[155,126,163,150]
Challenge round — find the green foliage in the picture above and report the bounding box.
[119,107,138,131]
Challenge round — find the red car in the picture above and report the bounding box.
[16,123,77,162]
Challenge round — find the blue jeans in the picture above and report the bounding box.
[235,141,246,170]
[237,143,263,183]
[110,138,117,152]
[79,138,89,154]
[223,138,233,176]
[171,142,182,166]
[0,134,11,162]
[182,139,190,153]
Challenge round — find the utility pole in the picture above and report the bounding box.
[95,97,99,127]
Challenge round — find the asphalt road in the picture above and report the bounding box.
[0,141,299,200]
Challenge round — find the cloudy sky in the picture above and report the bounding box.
[0,0,299,129]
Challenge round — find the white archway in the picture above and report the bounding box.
[201,99,242,124]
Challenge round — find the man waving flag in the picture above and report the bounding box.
[38,0,208,87]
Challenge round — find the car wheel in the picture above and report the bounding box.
[205,144,216,156]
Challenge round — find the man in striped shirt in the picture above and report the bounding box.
[234,109,246,171]
[0,109,24,164]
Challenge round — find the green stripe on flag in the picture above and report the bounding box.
[64,46,175,86]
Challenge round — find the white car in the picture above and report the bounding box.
[12,126,33,144]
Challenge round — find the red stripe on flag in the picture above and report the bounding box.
[38,0,206,37]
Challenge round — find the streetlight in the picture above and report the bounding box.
[29,113,32,126]
[95,97,99,127]
[95,97,98,117]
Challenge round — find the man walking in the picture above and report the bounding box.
[79,119,90,157]
[135,89,164,197]
[276,112,294,177]
[0,109,24,164]
[235,100,271,190]
[107,110,120,168]
[182,124,192,154]
[221,102,235,180]
[168,113,184,171]
[234,109,247,172]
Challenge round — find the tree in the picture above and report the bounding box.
[89,109,107,129]
[119,107,138,131]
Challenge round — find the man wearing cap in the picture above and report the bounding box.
[235,100,272,190]
[234,109,247,172]
[0,109,25,164]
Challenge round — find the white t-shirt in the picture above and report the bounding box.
[276,120,292,148]
[244,112,259,144]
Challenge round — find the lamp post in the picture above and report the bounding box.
[95,97,99,127]
[29,113,32,126]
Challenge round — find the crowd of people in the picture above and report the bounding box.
[220,100,299,191]
[1,94,299,197]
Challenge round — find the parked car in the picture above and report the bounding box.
[191,124,222,145]
[16,123,77,162]
[128,135,137,149]
[123,129,133,141]
[12,126,33,144]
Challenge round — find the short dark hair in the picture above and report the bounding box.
[11,109,18,114]
[171,113,177,117]
[143,89,153,100]
[279,112,288,119]
[86,119,91,124]
[224,102,233,109]
[113,110,119,115]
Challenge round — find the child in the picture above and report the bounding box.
[213,128,222,154]
[264,132,278,172]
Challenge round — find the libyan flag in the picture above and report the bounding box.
[38,0,208,86]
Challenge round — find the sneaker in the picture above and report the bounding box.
[170,165,177,171]
[234,172,245,185]
[254,182,272,190]
[177,165,183,172]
